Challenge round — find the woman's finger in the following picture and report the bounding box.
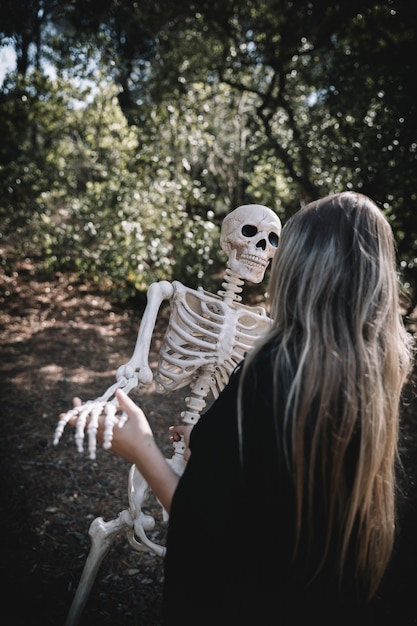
[115,388,142,415]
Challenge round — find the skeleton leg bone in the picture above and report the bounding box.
[125,464,168,555]
[64,463,170,626]
[64,513,133,626]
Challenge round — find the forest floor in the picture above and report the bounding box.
[1,251,417,626]
[0,253,190,626]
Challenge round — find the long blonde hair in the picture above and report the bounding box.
[241,192,413,598]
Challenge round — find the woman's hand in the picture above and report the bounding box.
[169,423,193,461]
[65,389,153,465]
[65,389,180,513]
[104,388,155,465]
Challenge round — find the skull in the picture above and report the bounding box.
[220,204,282,283]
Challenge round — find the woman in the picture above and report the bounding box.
[68,192,414,624]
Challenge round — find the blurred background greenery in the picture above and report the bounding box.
[1,0,416,305]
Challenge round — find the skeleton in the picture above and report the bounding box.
[54,204,282,626]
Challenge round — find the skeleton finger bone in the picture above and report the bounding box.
[86,403,103,459]
[53,405,82,446]
[102,403,118,450]
[117,410,128,428]
[75,405,94,453]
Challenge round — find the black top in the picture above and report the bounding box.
[161,344,417,625]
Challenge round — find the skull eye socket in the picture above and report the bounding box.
[241,224,258,237]
[269,232,279,248]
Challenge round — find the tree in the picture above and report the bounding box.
[1,0,416,298]
[58,0,417,288]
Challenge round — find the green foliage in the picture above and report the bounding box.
[1,0,416,301]
[0,74,230,300]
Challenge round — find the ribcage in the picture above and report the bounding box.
[155,281,271,395]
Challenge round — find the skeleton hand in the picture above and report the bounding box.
[53,395,129,460]
[53,359,154,459]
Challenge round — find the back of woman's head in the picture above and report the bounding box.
[262,192,413,598]
[269,191,399,342]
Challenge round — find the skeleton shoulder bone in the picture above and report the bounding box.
[53,204,282,459]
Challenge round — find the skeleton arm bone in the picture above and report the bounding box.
[53,281,174,458]
[116,280,174,387]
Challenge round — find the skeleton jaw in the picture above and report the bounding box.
[230,252,269,283]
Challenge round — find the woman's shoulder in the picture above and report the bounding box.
[242,340,279,395]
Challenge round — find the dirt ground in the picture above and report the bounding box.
[0,257,190,626]
[1,254,417,626]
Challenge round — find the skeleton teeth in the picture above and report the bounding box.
[240,254,267,268]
